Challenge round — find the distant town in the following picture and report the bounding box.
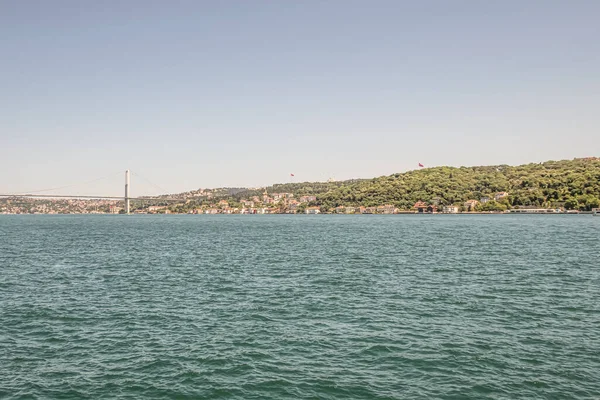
[2,157,599,215]
[0,189,595,215]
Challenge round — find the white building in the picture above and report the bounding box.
[442,205,460,214]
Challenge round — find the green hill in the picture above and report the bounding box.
[313,158,600,211]
[174,157,600,213]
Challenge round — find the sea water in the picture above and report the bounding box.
[1,215,599,399]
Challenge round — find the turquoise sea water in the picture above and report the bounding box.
[1,215,599,399]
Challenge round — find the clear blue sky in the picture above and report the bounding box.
[1,1,599,196]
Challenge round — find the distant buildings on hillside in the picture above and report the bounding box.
[495,192,509,201]
[7,189,584,215]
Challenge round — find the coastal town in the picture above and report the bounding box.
[0,190,595,215]
[3,158,599,215]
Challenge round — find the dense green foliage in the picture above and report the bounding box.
[160,158,600,213]
[232,180,366,200]
[316,158,600,211]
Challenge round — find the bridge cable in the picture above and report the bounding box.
[130,171,170,195]
[14,171,123,195]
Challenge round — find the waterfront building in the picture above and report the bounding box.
[377,204,395,214]
[414,201,436,213]
[464,200,480,211]
[414,201,427,213]
[442,205,460,214]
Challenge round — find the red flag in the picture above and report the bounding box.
[418,163,424,168]
[290,173,295,177]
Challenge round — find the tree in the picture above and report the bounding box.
[564,198,578,210]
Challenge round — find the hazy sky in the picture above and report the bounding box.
[1,1,599,196]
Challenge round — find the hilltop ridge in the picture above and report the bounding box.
[167,157,600,213]
[313,157,600,211]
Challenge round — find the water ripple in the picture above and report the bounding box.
[1,214,599,399]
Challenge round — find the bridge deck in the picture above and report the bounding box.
[0,194,183,202]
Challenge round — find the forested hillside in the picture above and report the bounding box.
[232,179,366,200]
[315,158,600,211]
[173,158,600,213]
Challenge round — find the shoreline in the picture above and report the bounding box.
[1,212,594,216]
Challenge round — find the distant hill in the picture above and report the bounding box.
[315,158,600,211]
[175,158,600,212]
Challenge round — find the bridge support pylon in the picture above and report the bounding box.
[125,170,130,214]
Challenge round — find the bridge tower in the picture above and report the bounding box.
[125,169,130,214]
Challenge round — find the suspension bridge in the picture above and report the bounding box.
[0,170,182,214]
